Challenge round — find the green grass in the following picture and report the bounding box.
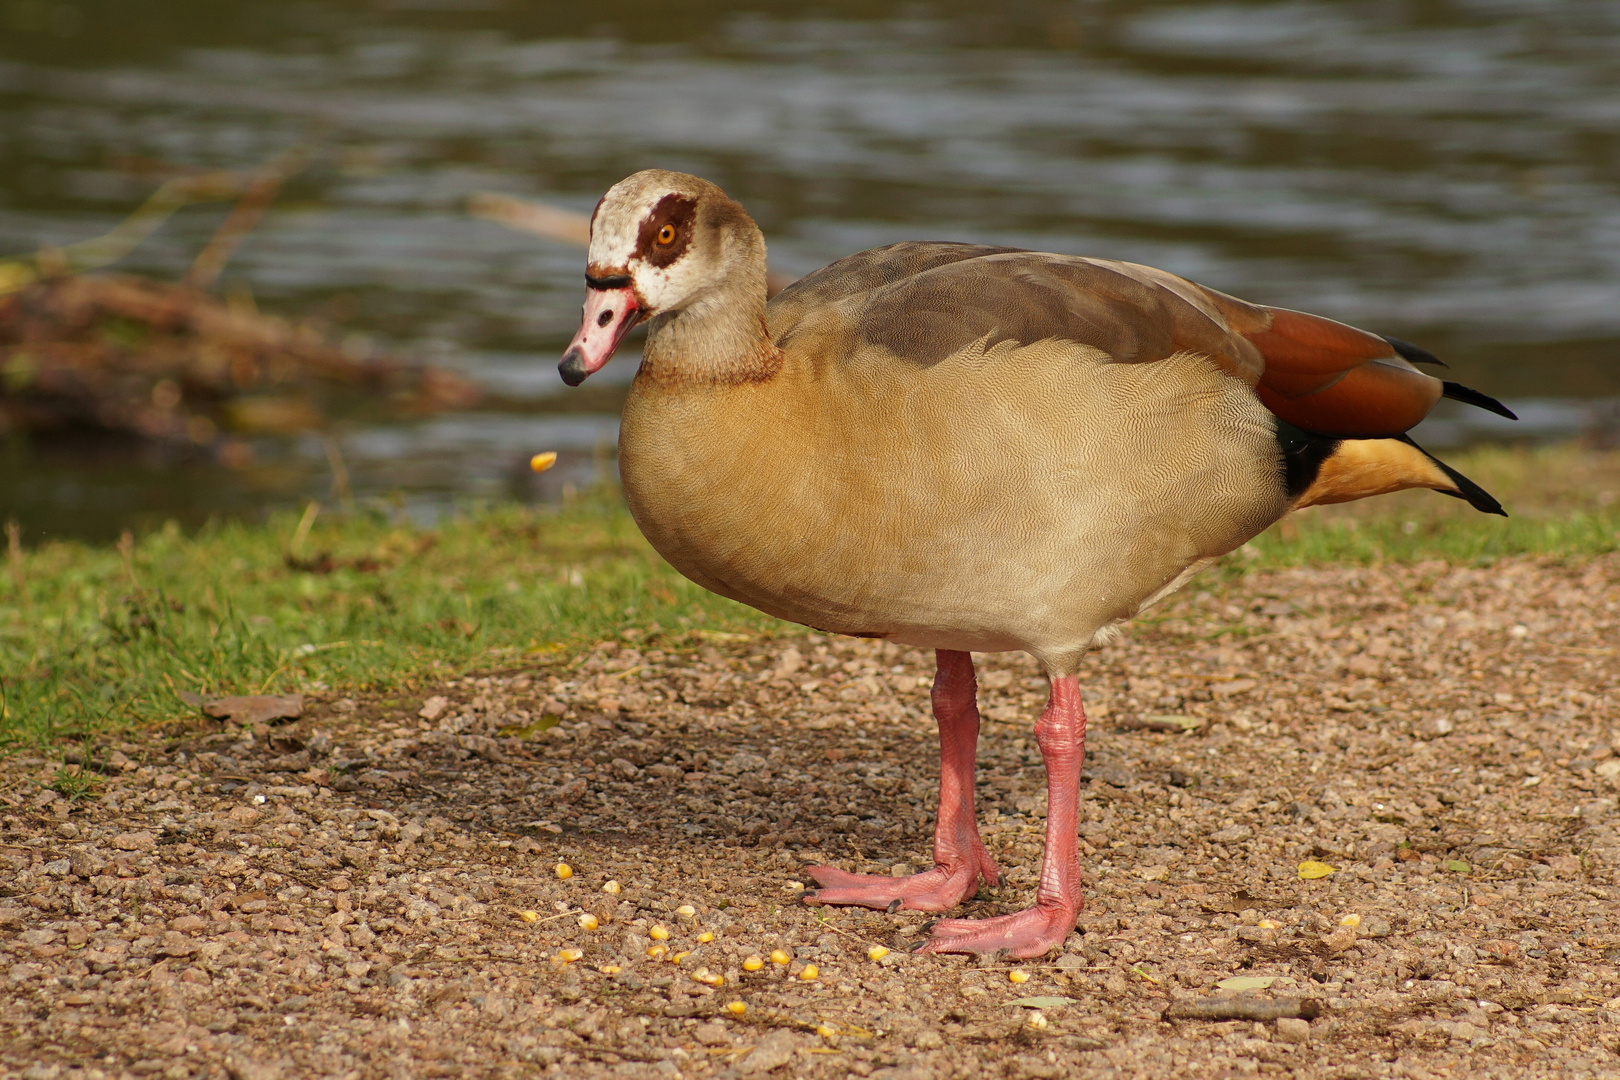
[4,444,1618,750]
[0,490,779,749]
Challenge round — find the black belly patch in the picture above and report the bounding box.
[1274,419,1341,501]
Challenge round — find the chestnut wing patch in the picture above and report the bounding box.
[1242,307,1445,438]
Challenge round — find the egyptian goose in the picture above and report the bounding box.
[557,170,1513,958]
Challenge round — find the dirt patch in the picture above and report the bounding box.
[4,555,1620,1079]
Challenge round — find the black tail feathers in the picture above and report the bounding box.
[1395,434,1507,517]
[1384,336,1446,369]
[1383,335,1518,421]
[1442,381,1518,421]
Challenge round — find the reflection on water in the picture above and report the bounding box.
[3,1,1618,538]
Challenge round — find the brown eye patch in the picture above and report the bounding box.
[637,193,697,269]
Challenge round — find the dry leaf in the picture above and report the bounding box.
[201,694,303,725]
[1297,860,1335,880]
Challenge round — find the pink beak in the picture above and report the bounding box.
[559,282,641,386]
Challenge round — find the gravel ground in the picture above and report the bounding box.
[5,554,1620,1080]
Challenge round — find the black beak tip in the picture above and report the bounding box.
[558,348,588,387]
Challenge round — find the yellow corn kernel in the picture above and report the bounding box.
[816,1024,836,1038]
[1339,913,1362,928]
[530,451,558,473]
[647,944,667,959]
[518,910,539,924]
[798,964,819,981]
[693,968,723,986]
[556,948,583,963]
[726,1000,747,1016]
[598,964,621,975]
[671,950,691,965]
[697,931,715,943]
[649,924,670,941]
[867,946,890,962]
[1009,969,1030,984]
[1027,1011,1048,1030]
[554,863,573,880]
[1257,918,1281,930]
[602,880,622,896]
[770,949,791,966]
[578,913,599,931]
[742,955,764,972]
[675,904,697,918]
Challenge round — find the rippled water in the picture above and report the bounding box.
[3,1,1618,538]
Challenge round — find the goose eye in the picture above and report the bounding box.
[656,224,676,246]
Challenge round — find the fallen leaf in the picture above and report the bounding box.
[1008,996,1077,1009]
[692,629,751,643]
[1297,860,1335,880]
[1215,975,1294,992]
[202,694,303,725]
[1443,859,1472,874]
[498,716,562,739]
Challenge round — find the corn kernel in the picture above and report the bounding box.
[554,863,573,880]
[598,964,621,975]
[649,925,670,941]
[647,944,667,959]
[671,950,691,965]
[556,948,583,963]
[529,451,558,473]
[697,931,715,943]
[743,955,764,972]
[1339,913,1362,928]
[693,968,723,986]
[867,946,890,962]
[726,1000,747,1016]
[1027,1011,1048,1030]
[1257,918,1281,929]
[769,949,791,966]
[675,904,697,918]
[1009,969,1030,984]
[518,910,539,924]
[798,964,819,981]
[816,1024,836,1038]
[602,880,622,896]
[578,913,599,931]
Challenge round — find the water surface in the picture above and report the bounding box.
[3,1,1617,538]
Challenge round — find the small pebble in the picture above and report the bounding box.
[1276,1017,1311,1044]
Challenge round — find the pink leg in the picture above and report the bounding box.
[802,650,999,913]
[917,674,1086,958]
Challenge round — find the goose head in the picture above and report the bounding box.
[559,169,762,386]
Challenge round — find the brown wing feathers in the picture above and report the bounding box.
[771,245,1511,513]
